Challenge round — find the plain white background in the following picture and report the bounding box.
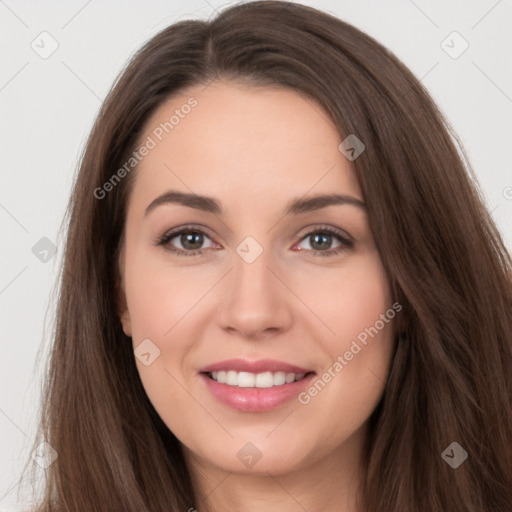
[1,0,511,508]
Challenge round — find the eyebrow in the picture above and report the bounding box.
[144,190,366,217]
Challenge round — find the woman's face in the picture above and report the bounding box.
[117,80,398,477]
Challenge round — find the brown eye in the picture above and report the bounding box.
[308,233,337,251]
[294,227,353,256]
[157,226,217,256]
[178,231,205,251]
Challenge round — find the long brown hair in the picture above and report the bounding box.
[20,1,512,510]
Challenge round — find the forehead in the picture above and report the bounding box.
[130,80,362,213]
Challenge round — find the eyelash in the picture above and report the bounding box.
[156,224,354,258]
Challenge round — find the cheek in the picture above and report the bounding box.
[292,250,394,344]
[123,245,214,341]
[292,252,397,435]
[123,247,209,426]
[298,330,395,451]
[321,251,396,374]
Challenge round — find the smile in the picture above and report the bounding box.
[206,370,311,388]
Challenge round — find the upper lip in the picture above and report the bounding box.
[198,358,315,375]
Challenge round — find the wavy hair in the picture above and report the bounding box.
[20,1,512,510]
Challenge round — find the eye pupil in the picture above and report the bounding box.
[181,232,203,250]
[310,233,331,250]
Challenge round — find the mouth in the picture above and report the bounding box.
[197,358,317,411]
[202,370,316,388]
[199,370,317,412]
[198,358,316,389]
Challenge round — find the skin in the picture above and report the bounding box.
[117,80,398,512]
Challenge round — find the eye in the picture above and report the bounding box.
[156,225,218,257]
[293,226,353,256]
[156,224,353,257]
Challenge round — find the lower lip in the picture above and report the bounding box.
[199,372,316,412]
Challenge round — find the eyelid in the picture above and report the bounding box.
[291,225,353,257]
[295,223,353,243]
[155,223,219,253]
[156,223,216,242]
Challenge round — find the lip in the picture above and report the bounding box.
[198,358,314,374]
[199,372,317,412]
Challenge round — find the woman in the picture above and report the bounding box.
[21,1,512,510]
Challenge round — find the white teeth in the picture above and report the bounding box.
[285,373,296,384]
[226,370,238,386]
[208,370,309,387]
[255,372,274,388]
[273,371,286,386]
[238,372,255,387]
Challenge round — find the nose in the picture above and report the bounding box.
[217,245,293,340]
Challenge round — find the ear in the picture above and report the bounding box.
[117,283,132,337]
[116,246,132,337]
